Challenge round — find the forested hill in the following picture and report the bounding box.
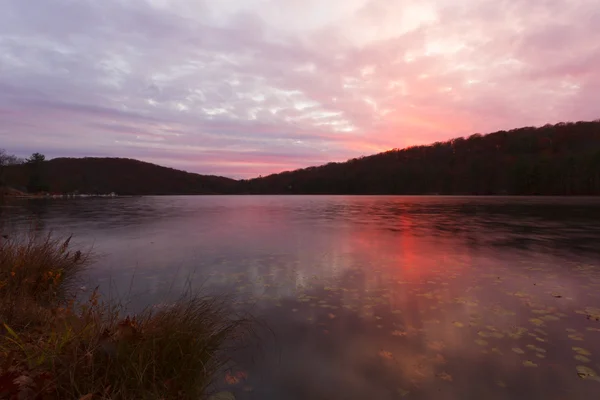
[4,157,238,195]
[3,120,600,196]
[242,120,600,195]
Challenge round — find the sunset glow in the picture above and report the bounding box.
[1,0,599,178]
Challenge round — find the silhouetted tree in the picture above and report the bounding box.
[0,149,23,189]
[26,152,49,193]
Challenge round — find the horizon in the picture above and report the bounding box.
[1,1,599,179]
[9,118,600,181]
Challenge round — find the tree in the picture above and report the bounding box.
[0,149,23,188]
[27,152,46,164]
[26,152,48,193]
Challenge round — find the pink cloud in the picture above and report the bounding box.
[1,0,599,178]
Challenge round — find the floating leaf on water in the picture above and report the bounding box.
[576,365,600,381]
[436,372,453,382]
[573,347,592,356]
[529,318,545,326]
[379,350,393,360]
[225,371,248,385]
[492,348,503,355]
[568,334,584,341]
[586,327,600,332]
[428,341,445,351]
[434,354,447,364]
[475,339,488,346]
[523,360,538,367]
[534,328,548,336]
[536,353,546,359]
[397,388,410,397]
[531,309,547,314]
[575,355,591,363]
[512,348,525,354]
[535,337,546,343]
[392,330,408,337]
[507,326,528,339]
[453,321,464,328]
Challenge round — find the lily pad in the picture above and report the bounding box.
[436,372,453,382]
[575,355,591,363]
[573,347,592,356]
[576,365,600,381]
[529,318,544,326]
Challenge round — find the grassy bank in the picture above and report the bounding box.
[0,232,254,399]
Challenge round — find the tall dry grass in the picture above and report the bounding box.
[0,232,255,399]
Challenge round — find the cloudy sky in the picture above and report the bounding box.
[1,0,599,178]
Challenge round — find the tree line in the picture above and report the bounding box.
[2,120,600,196]
[0,151,47,193]
[241,120,600,195]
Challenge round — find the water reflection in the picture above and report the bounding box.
[2,196,600,399]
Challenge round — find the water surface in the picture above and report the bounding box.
[3,196,600,399]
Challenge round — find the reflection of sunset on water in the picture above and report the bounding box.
[5,196,600,399]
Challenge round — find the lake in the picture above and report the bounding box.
[2,196,600,399]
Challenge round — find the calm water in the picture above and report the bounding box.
[2,196,600,399]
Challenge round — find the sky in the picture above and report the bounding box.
[1,0,599,178]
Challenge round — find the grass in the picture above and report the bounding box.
[0,232,255,399]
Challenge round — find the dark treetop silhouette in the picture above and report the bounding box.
[3,120,600,196]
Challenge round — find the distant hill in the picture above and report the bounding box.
[243,120,600,195]
[4,157,238,195]
[4,120,600,196]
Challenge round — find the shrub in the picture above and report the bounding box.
[0,233,255,399]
